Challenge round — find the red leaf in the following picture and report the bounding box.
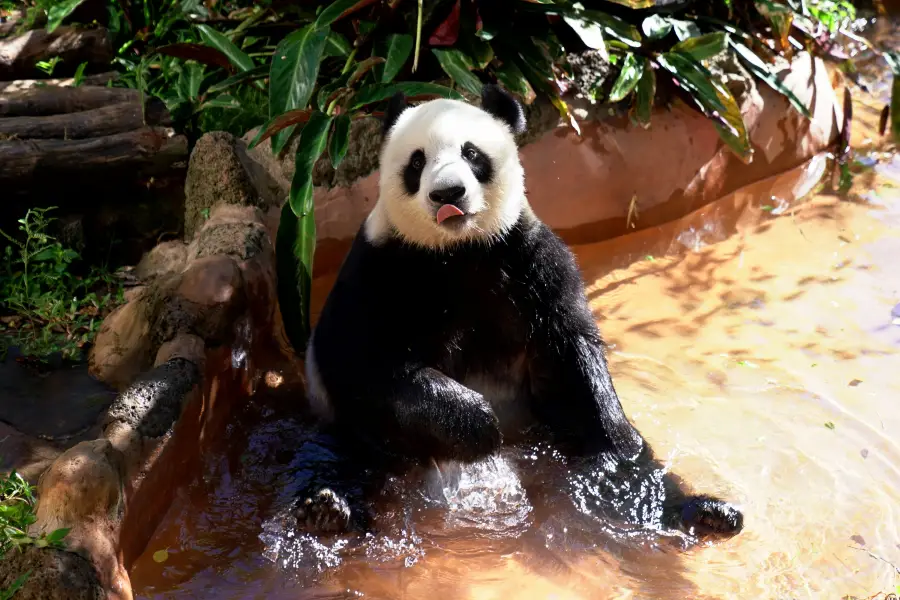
[429,0,461,46]
[252,109,313,148]
[155,43,236,73]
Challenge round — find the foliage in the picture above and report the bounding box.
[14,0,877,355]
[0,469,70,557]
[0,208,124,362]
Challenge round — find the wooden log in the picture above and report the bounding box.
[0,71,119,92]
[0,85,140,116]
[0,26,113,80]
[0,127,188,184]
[0,99,171,139]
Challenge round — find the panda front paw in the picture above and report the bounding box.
[452,404,502,462]
[294,488,352,534]
[679,495,744,539]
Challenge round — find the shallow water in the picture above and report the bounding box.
[130,28,900,600]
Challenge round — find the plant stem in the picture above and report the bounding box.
[413,0,423,73]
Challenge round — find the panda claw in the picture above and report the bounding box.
[679,495,744,540]
[294,488,352,534]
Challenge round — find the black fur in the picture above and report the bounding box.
[461,142,493,183]
[308,214,744,540]
[402,149,425,195]
[481,84,526,135]
[383,92,410,135]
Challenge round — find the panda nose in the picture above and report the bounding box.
[429,185,466,206]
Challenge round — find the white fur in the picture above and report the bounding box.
[365,98,527,249]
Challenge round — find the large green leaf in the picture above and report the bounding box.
[275,201,316,356]
[563,14,608,60]
[670,32,729,62]
[494,61,536,104]
[290,111,333,217]
[316,72,353,112]
[580,9,642,48]
[352,82,464,109]
[197,24,256,74]
[632,57,655,128]
[641,15,673,41]
[670,18,702,41]
[730,40,812,118]
[657,51,752,162]
[608,53,644,103]
[269,25,330,155]
[432,49,483,95]
[329,114,352,168]
[324,31,352,57]
[382,34,414,83]
[46,0,87,33]
[315,0,373,29]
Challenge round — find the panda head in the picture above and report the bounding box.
[366,84,528,249]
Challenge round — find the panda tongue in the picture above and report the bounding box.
[436,204,465,224]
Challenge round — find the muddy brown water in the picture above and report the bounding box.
[130,34,900,600]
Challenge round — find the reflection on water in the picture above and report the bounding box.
[130,23,900,600]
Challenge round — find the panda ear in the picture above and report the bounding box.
[481,84,526,135]
[382,92,409,136]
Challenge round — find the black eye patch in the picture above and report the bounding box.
[462,142,493,184]
[402,149,426,196]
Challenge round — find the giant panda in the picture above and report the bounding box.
[301,84,743,541]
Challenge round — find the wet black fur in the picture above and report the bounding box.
[302,86,743,541]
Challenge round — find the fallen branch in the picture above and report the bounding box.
[0,26,113,80]
[0,127,188,183]
[0,71,119,92]
[0,99,171,139]
[0,85,140,116]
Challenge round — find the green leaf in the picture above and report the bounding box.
[290,111,333,217]
[351,82,464,109]
[206,64,269,94]
[329,114,351,169]
[494,61,536,105]
[632,57,655,128]
[641,15,673,41]
[657,51,752,162]
[323,31,352,58]
[46,528,70,544]
[73,62,87,86]
[579,9,642,48]
[348,56,386,87]
[670,18,702,41]
[269,25,330,155]
[46,0,87,33]
[197,24,256,75]
[316,72,353,112]
[730,40,812,118]
[275,200,316,356]
[563,15,608,61]
[315,0,371,29]
[670,32,729,62]
[382,34,414,83]
[0,571,30,600]
[608,53,644,103]
[199,94,241,110]
[756,0,794,51]
[432,49,483,96]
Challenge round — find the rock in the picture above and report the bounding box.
[183,131,265,239]
[134,241,188,283]
[149,255,246,346]
[88,300,154,392]
[32,439,131,600]
[102,358,201,439]
[0,547,104,600]
[155,334,205,369]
